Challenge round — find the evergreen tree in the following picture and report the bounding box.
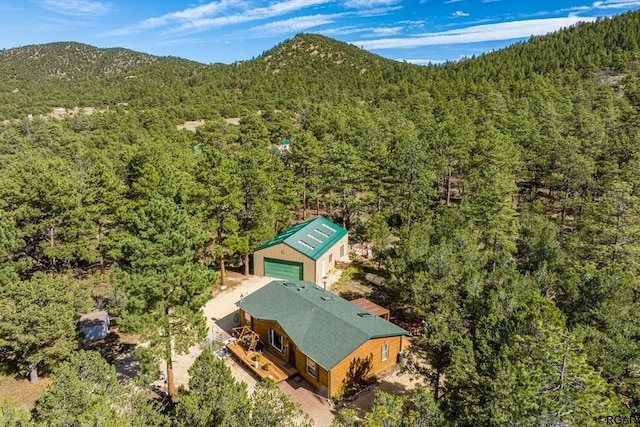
[286,130,323,220]
[82,161,128,277]
[248,379,313,427]
[190,146,243,286]
[174,351,248,427]
[0,399,32,427]
[34,350,166,426]
[117,196,215,401]
[0,273,92,383]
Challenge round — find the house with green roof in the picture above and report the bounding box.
[253,216,348,283]
[236,280,408,398]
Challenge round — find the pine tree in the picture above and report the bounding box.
[190,146,243,286]
[34,351,166,426]
[117,196,215,401]
[174,351,248,427]
[0,273,92,383]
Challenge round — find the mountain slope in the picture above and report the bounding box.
[2,11,640,119]
[0,42,161,83]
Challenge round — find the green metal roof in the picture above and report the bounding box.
[236,280,407,370]
[254,216,347,261]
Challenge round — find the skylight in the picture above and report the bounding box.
[314,228,330,238]
[307,233,323,244]
[322,223,337,233]
[298,240,315,250]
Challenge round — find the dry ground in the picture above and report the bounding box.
[0,376,51,412]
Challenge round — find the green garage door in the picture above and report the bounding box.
[264,258,304,281]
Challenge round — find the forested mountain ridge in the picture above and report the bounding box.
[0,42,205,119]
[3,12,640,120]
[1,10,640,426]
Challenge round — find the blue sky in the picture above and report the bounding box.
[1,1,640,65]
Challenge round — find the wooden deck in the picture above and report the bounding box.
[226,327,297,383]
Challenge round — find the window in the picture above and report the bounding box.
[340,245,345,258]
[329,253,333,262]
[306,356,317,378]
[269,328,285,354]
[381,343,389,361]
[244,312,251,327]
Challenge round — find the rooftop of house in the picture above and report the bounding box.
[254,216,347,261]
[236,280,407,370]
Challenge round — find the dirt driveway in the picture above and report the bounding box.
[166,273,274,389]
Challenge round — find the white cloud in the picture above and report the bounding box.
[343,0,401,8]
[249,14,337,36]
[453,11,470,17]
[35,15,96,30]
[321,25,370,36]
[591,0,640,9]
[38,0,110,16]
[106,0,241,35]
[356,15,598,49]
[107,0,333,36]
[352,5,403,17]
[372,26,404,35]
[445,0,462,4]
[321,23,403,37]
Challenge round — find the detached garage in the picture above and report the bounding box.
[253,216,348,284]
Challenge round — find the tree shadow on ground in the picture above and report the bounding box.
[81,330,140,383]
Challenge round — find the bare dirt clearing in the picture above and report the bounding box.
[0,376,51,411]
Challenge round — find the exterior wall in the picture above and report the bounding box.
[253,243,315,281]
[242,315,403,399]
[292,344,329,394]
[328,335,404,398]
[251,318,292,364]
[313,235,349,285]
[249,317,331,395]
[239,308,251,329]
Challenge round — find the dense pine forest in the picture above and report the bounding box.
[2,10,640,426]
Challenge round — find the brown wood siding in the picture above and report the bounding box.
[293,346,328,392]
[253,243,316,282]
[251,319,291,363]
[250,318,331,395]
[247,316,402,399]
[328,335,403,397]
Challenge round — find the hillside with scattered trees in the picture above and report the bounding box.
[1,10,640,426]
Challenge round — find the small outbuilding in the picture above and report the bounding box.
[253,216,348,284]
[78,311,110,342]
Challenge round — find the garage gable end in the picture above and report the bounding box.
[255,216,347,261]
